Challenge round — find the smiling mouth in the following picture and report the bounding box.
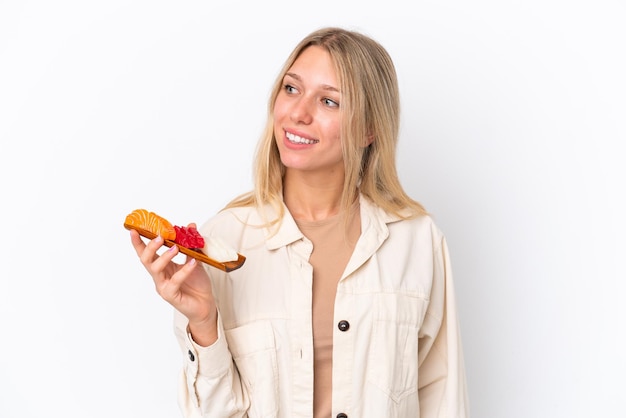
[286,132,319,145]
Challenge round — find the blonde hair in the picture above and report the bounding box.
[225,27,427,226]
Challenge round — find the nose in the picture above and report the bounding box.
[290,96,313,125]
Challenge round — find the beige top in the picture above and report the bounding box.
[176,195,470,417]
[294,203,361,418]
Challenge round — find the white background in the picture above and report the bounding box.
[1,1,625,417]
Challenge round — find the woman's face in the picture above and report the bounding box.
[273,46,343,177]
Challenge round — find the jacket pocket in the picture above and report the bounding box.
[225,321,279,418]
[366,293,427,403]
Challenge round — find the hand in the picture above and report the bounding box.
[130,225,218,344]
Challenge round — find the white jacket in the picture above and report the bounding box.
[174,195,470,417]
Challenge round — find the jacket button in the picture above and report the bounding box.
[187,350,195,362]
[337,413,348,418]
[337,320,350,332]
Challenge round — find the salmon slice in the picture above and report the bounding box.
[124,208,176,241]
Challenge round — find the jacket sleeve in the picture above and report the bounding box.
[174,309,250,417]
[417,236,470,417]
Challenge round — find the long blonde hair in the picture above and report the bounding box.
[225,27,427,225]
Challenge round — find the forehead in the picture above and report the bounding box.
[286,46,339,86]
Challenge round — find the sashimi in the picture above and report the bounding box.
[124,208,177,241]
[202,236,239,262]
[124,208,246,267]
[173,225,205,249]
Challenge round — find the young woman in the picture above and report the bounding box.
[130,27,469,418]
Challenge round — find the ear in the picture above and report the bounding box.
[363,134,375,147]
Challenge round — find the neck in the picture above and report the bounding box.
[283,170,345,222]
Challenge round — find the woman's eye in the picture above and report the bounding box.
[284,84,298,94]
[323,98,339,108]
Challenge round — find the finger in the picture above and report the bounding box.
[154,251,198,299]
[150,243,182,274]
[181,256,201,276]
[140,236,179,270]
[135,235,160,265]
[129,229,147,256]
[130,230,166,262]
[164,257,199,289]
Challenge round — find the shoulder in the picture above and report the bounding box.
[362,197,446,249]
[362,195,443,233]
[391,214,445,247]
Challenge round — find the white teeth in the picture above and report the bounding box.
[286,132,318,145]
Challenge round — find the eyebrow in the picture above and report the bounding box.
[285,72,340,93]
